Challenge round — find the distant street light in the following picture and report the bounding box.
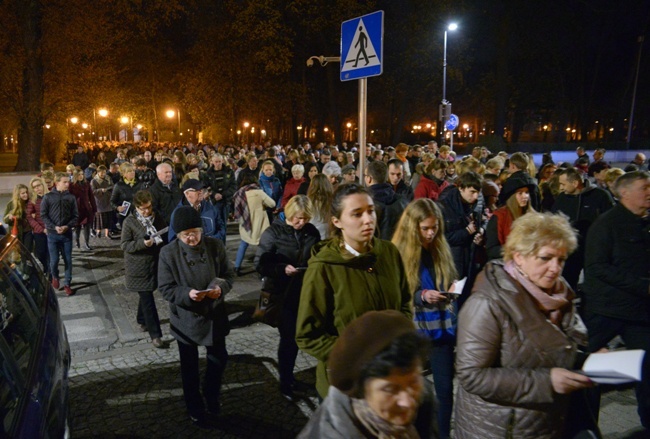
[98,108,108,118]
[70,117,79,124]
[441,22,458,147]
[166,109,181,141]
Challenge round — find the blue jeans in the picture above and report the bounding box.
[215,202,229,244]
[429,341,455,439]
[48,231,73,286]
[234,240,249,269]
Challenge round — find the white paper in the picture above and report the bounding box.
[582,349,645,385]
[119,201,131,216]
[448,277,467,295]
[149,227,168,238]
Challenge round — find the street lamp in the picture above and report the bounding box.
[166,109,181,141]
[93,108,109,141]
[441,22,458,146]
[120,116,133,142]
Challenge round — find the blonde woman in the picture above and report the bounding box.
[392,198,458,439]
[4,183,32,248]
[26,177,49,274]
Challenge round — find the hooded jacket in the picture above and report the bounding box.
[455,261,587,439]
[295,237,412,398]
[414,174,448,201]
[368,183,409,240]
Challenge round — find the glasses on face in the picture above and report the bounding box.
[32,183,43,189]
[179,230,202,239]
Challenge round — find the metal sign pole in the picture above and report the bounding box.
[358,77,367,185]
[450,128,454,151]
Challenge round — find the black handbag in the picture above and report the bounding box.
[253,290,283,327]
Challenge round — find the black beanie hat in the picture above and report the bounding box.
[328,310,416,396]
[172,205,202,233]
[499,172,537,205]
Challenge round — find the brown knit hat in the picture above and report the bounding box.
[328,310,416,396]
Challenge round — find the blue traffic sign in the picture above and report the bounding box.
[446,114,459,131]
[340,11,384,81]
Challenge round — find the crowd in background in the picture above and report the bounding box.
[5,137,650,436]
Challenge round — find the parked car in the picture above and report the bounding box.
[0,233,70,438]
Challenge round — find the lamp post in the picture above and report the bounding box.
[120,116,133,142]
[441,23,457,147]
[166,109,181,141]
[68,117,78,142]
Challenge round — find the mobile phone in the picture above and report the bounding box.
[295,267,308,272]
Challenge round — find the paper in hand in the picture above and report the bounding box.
[448,277,467,295]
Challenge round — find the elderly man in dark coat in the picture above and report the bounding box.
[158,206,235,429]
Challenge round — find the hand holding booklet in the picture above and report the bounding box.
[582,349,645,385]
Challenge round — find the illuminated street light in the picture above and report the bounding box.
[82,123,88,129]
[136,124,143,130]
[98,109,108,117]
[121,116,129,124]
[166,109,181,140]
[70,117,79,124]
[442,22,458,148]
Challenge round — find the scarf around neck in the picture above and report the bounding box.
[352,397,420,439]
[503,260,571,327]
[135,210,163,245]
[233,183,259,233]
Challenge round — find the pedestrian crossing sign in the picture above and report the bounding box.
[340,10,384,81]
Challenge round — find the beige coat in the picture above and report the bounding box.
[454,261,588,439]
[239,188,275,245]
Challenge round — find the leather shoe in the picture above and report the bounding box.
[51,278,60,290]
[189,413,218,429]
[64,285,74,296]
[152,338,168,349]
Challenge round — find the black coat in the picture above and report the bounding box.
[40,189,78,232]
[110,180,142,213]
[369,183,409,240]
[148,179,182,225]
[158,237,235,345]
[583,203,650,322]
[121,213,167,291]
[255,218,320,313]
[439,187,485,280]
[203,165,237,203]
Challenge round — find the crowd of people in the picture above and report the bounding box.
[6,138,650,436]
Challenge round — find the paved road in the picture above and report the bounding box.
[58,230,645,438]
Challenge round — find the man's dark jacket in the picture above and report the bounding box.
[40,189,78,233]
[368,183,409,240]
[583,203,650,322]
[148,179,182,226]
[393,179,414,202]
[202,165,237,204]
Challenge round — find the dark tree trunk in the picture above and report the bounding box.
[15,0,45,171]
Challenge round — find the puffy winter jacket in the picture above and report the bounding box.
[455,261,587,439]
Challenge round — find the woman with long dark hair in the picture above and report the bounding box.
[296,183,412,399]
[69,169,97,250]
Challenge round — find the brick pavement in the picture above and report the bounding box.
[59,232,647,438]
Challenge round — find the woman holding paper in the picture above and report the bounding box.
[121,190,167,349]
[454,212,595,439]
[392,198,458,439]
[158,205,235,428]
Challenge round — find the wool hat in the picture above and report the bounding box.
[172,205,202,233]
[328,310,416,396]
[499,172,537,205]
[181,178,205,192]
[341,164,356,175]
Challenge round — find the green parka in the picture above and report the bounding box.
[295,237,413,397]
